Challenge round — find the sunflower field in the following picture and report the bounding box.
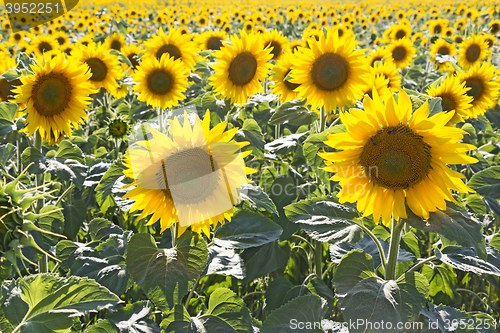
[1,0,500,332]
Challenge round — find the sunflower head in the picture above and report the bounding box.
[426,76,473,122]
[123,110,253,237]
[457,35,489,69]
[12,54,97,143]
[261,29,288,61]
[270,52,301,103]
[209,30,273,106]
[289,29,370,113]
[108,116,130,139]
[387,38,415,68]
[320,88,477,225]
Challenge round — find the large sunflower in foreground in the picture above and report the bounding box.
[387,38,415,68]
[270,52,301,103]
[209,30,273,106]
[427,76,473,122]
[457,35,488,69]
[123,111,253,237]
[132,54,189,109]
[457,62,500,118]
[12,54,96,143]
[289,29,369,112]
[319,88,477,225]
[73,42,122,92]
[144,27,198,71]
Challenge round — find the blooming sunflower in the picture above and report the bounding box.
[12,54,96,143]
[123,110,253,237]
[196,31,227,51]
[105,32,126,51]
[366,47,389,68]
[285,40,304,54]
[73,42,122,92]
[289,29,369,113]
[457,35,489,69]
[132,54,189,109]
[387,38,415,68]
[319,88,477,225]
[121,44,142,71]
[431,38,457,71]
[261,29,288,61]
[457,62,500,118]
[144,27,197,71]
[361,74,389,99]
[270,52,301,103]
[209,30,273,106]
[371,60,401,92]
[30,35,58,57]
[427,76,473,122]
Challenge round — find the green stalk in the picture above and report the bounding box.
[319,107,327,132]
[385,218,405,280]
[314,240,322,277]
[357,222,387,271]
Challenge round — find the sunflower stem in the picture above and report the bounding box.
[171,224,177,248]
[314,240,322,278]
[357,221,387,271]
[319,107,327,132]
[17,137,22,173]
[385,217,405,280]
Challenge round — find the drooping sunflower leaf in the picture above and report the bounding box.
[240,240,291,283]
[435,247,500,277]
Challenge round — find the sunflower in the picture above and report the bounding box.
[270,52,301,103]
[489,20,500,34]
[319,88,477,226]
[72,42,122,93]
[108,116,130,139]
[427,76,473,122]
[387,38,415,68]
[289,29,369,113]
[105,32,126,51]
[109,84,131,99]
[371,60,401,92]
[123,110,253,237]
[196,31,227,51]
[285,40,303,54]
[30,35,58,57]
[366,47,389,68]
[431,38,457,71]
[457,35,489,69]
[132,54,189,109]
[361,74,390,100]
[390,23,411,41]
[209,30,273,106]
[53,31,70,47]
[121,44,142,71]
[12,54,96,143]
[457,62,500,117]
[144,27,197,71]
[261,29,288,61]
[428,19,448,36]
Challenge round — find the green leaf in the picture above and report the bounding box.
[89,218,124,241]
[269,100,318,126]
[84,320,120,333]
[405,208,486,260]
[203,246,245,279]
[302,125,345,168]
[214,208,282,249]
[306,277,335,312]
[106,301,160,333]
[260,295,328,333]
[0,143,15,168]
[63,200,87,240]
[420,303,477,333]
[35,205,65,249]
[21,148,45,174]
[126,232,208,311]
[0,102,17,124]
[435,247,500,277]
[55,140,85,164]
[241,240,290,283]
[235,119,265,156]
[264,133,306,155]
[490,233,500,251]
[468,166,500,199]
[264,277,311,313]
[332,250,429,332]
[0,274,120,333]
[161,289,253,333]
[284,198,362,245]
[94,161,126,206]
[422,264,457,298]
[239,183,278,215]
